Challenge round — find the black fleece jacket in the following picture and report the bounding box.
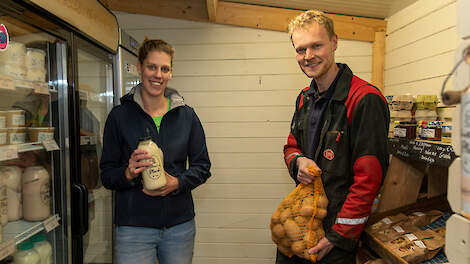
[100,84,211,228]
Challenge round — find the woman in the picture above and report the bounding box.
[100,39,211,264]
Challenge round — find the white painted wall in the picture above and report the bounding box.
[115,12,372,264]
[384,0,458,96]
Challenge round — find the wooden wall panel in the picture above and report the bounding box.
[386,3,456,52]
[386,0,455,34]
[385,51,454,86]
[386,27,458,69]
[208,168,292,184]
[384,0,458,96]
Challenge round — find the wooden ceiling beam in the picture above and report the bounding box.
[102,0,209,22]
[215,1,386,42]
[103,0,386,42]
[206,0,218,22]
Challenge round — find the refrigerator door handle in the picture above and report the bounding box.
[72,183,89,236]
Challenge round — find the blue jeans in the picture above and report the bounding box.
[115,219,195,264]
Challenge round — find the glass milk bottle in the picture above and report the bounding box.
[22,166,50,221]
[31,234,52,264]
[137,137,166,190]
[14,241,40,264]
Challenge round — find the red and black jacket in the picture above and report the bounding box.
[284,64,390,252]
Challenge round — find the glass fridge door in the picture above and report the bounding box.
[0,9,69,264]
[74,37,114,264]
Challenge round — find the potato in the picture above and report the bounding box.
[310,219,322,230]
[315,208,327,219]
[284,219,301,239]
[271,234,281,244]
[294,216,308,227]
[300,206,314,217]
[278,245,293,257]
[271,209,281,224]
[304,231,319,248]
[272,224,286,238]
[291,240,306,256]
[317,195,328,208]
[280,208,292,223]
[302,197,314,207]
[280,237,291,248]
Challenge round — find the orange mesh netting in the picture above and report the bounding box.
[270,165,328,262]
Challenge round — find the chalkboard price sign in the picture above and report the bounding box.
[388,138,457,167]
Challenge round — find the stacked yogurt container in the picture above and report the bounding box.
[0,41,27,80]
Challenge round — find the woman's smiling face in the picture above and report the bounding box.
[138,50,172,98]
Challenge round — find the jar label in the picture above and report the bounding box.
[422,128,435,138]
[38,132,54,142]
[393,127,407,138]
[9,132,25,144]
[40,181,51,206]
[12,114,25,126]
[0,185,6,217]
[0,133,6,145]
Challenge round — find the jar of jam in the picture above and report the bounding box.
[393,121,417,139]
[421,121,442,141]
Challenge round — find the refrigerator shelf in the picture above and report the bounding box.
[0,214,60,260]
[18,142,47,153]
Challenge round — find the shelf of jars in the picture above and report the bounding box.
[0,75,55,95]
[0,214,60,260]
[0,141,60,162]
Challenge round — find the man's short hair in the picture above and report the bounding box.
[288,10,336,39]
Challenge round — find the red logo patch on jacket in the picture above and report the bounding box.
[323,149,334,160]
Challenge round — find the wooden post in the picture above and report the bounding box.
[372,31,386,92]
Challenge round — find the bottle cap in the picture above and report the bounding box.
[30,233,47,243]
[17,240,34,251]
[138,136,152,142]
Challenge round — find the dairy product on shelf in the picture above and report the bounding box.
[0,64,27,80]
[6,109,25,127]
[0,41,26,65]
[26,48,46,69]
[8,127,26,144]
[0,172,7,225]
[14,241,40,264]
[22,166,50,221]
[27,127,54,142]
[26,69,46,82]
[0,128,7,146]
[1,166,23,221]
[31,234,52,264]
[0,111,7,128]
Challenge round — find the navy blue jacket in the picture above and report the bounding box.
[100,84,211,228]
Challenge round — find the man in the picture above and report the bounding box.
[280,10,390,264]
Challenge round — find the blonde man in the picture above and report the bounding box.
[281,10,390,263]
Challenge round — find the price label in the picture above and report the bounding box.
[405,233,418,241]
[0,239,16,260]
[382,217,392,224]
[33,82,50,95]
[0,74,14,90]
[43,215,60,232]
[0,145,18,161]
[42,140,60,151]
[392,225,405,233]
[414,240,427,249]
[393,127,406,138]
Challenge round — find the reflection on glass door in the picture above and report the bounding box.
[0,11,68,264]
[77,40,114,264]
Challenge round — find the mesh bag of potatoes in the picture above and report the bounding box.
[270,165,328,262]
